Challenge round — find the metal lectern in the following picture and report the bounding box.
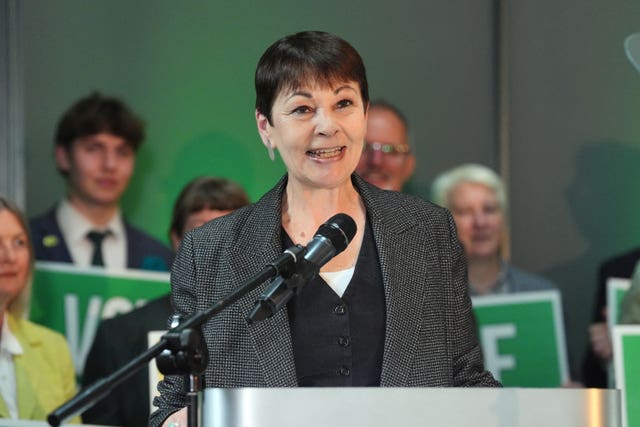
[202,387,621,427]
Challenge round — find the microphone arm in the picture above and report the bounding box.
[47,245,305,426]
[48,213,355,425]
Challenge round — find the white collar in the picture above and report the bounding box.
[57,198,125,243]
[0,313,23,356]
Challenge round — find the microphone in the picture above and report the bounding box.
[247,213,357,323]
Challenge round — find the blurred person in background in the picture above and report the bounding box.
[431,163,556,296]
[355,100,415,192]
[29,92,172,271]
[0,196,79,421]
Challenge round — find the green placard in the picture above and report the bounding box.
[613,325,640,427]
[471,290,568,387]
[608,277,631,327]
[29,262,170,375]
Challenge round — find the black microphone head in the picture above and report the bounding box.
[316,213,357,254]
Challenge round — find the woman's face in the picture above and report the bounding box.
[256,80,367,190]
[0,210,30,308]
[448,181,504,261]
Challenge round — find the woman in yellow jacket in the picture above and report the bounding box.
[0,196,77,421]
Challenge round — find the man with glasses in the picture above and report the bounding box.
[356,100,415,192]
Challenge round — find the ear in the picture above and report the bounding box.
[55,145,71,173]
[255,109,275,149]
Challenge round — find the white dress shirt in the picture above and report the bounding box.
[319,267,355,298]
[56,199,127,269]
[0,313,23,419]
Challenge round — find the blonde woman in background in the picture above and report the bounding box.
[0,196,78,421]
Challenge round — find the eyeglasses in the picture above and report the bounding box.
[363,141,411,156]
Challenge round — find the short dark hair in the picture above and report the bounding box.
[169,177,250,240]
[255,31,369,124]
[55,91,145,151]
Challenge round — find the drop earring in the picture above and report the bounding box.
[266,140,275,161]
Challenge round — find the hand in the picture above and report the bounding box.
[162,407,187,427]
[562,379,583,388]
[589,322,613,361]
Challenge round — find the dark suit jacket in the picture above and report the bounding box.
[582,247,640,387]
[29,207,173,271]
[81,294,172,427]
[151,174,499,426]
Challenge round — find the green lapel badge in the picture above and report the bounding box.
[43,235,59,248]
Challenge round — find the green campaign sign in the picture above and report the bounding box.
[608,277,631,327]
[29,262,170,375]
[471,290,569,387]
[613,325,640,427]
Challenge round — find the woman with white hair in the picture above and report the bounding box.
[431,163,555,296]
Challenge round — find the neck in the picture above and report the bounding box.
[67,194,118,227]
[282,180,362,241]
[467,255,501,294]
[282,178,366,272]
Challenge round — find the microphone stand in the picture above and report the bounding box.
[47,246,305,427]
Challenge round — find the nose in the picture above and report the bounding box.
[0,243,15,262]
[315,109,338,136]
[471,211,489,226]
[103,149,118,170]
[366,149,385,166]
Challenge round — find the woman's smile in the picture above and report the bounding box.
[306,146,346,160]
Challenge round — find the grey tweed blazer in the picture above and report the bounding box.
[151,174,499,425]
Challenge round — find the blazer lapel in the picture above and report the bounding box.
[228,178,298,386]
[36,208,73,263]
[355,175,436,387]
[10,317,46,419]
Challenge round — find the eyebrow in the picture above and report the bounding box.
[285,85,358,101]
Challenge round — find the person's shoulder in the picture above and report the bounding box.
[599,247,640,277]
[124,221,173,269]
[104,294,171,329]
[508,264,557,291]
[357,177,449,223]
[125,222,170,250]
[11,315,68,347]
[29,206,59,234]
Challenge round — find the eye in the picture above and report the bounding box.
[13,236,27,248]
[117,145,134,157]
[484,204,500,215]
[337,99,354,109]
[85,142,101,152]
[290,105,313,115]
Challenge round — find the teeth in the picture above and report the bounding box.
[307,147,343,158]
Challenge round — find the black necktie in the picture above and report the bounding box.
[87,230,109,267]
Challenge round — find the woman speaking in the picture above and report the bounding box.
[152,31,498,426]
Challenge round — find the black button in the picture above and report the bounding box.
[338,336,351,347]
[333,304,346,315]
[338,366,351,376]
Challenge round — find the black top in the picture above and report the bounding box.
[287,218,386,386]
